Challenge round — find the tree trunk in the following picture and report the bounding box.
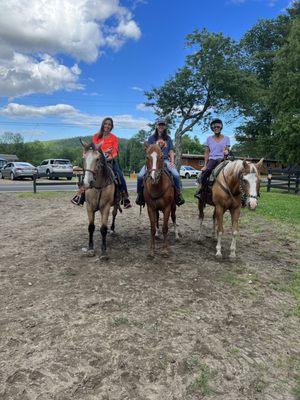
[174,128,183,170]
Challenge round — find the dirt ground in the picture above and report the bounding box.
[0,192,299,400]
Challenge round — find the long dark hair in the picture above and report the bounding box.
[154,125,168,141]
[98,117,114,138]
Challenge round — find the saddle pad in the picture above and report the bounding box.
[209,160,230,183]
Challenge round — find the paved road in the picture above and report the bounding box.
[0,179,198,193]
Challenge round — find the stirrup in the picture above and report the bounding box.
[123,198,132,209]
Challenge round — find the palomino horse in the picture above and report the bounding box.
[198,159,263,259]
[144,144,179,257]
[80,140,119,259]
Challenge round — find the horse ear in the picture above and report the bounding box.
[255,158,264,171]
[144,141,149,150]
[242,159,248,169]
[80,138,88,148]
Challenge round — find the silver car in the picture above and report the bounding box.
[0,162,37,180]
[37,159,73,180]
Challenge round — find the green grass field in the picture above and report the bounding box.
[182,186,300,227]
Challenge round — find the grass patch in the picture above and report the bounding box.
[18,191,67,199]
[183,186,300,227]
[190,363,218,396]
[221,271,260,297]
[112,316,130,326]
[293,375,300,400]
[253,187,300,227]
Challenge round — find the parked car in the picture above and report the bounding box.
[0,162,37,180]
[180,165,201,179]
[37,159,73,180]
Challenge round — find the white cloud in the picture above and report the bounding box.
[229,0,279,5]
[0,102,151,130]
[136,103,152,112]
[0,103,77,118]
[131,86,143,92]
[0,0,141,97]
[0,54,82,98]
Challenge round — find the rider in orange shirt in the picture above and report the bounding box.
[71,117,131,208]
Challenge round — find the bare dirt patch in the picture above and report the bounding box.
[0,192,299,400]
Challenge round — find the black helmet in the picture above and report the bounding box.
[210,118,223,127]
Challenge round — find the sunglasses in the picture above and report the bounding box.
[212,125,222,129]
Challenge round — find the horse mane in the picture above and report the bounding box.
[224,159,258,178]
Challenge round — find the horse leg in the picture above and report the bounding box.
[155,210,160,238]
[110,204,118,233]
[198,198,204,241]
[162,206,172,257]
[215,205,224,258]
[213,207,217,239]
[87,207,95,257]
[171,204,179,240]
[229,206,240,259]
[147,207,157,258]
[99,204,110,260]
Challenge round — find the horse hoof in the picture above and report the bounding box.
[100,254,109,261]
[87,249,95,257]
[163,252,169,258]
[215,253,222,259]
[229,253,236,260]
[147,253,154,260]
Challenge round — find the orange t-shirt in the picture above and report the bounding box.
[92,132,118,159]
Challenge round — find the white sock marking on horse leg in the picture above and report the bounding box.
[230,230,238,259]
[216,231,222,257]
[174,222,179,240]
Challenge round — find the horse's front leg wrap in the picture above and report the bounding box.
[88,223,95,250]
[100,224,108,253]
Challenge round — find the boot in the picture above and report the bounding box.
[123,192,132,209]
[135,192,145,206]
[194,184,202,199]
[175,190,185,206]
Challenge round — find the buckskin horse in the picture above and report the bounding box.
[198,158,263,259]
[143,144,179,258]
[80,140,120,259]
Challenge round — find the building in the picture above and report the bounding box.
[181,153,285,174]
[0,154,19,169]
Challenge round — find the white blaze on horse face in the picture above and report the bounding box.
[244,173,258,210]
[83,152,94,188]
[150,151,158,181]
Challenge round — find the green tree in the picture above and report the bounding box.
[269,13,300,164]
[182,135,205,154]
[145,29,256,168]
[236,6,299,162]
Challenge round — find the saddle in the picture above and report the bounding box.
[200,160,231,206]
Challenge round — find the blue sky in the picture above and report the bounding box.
[0,0,291,144]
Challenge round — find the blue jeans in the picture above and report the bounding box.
[110,159,128,194]
[137,160,181,194]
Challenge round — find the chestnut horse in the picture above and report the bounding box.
[144,144,179,257]
[80,140,119,259]
[198,159,263,259]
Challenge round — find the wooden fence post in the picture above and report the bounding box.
[267,169,272,192]
[33,175,37,193]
